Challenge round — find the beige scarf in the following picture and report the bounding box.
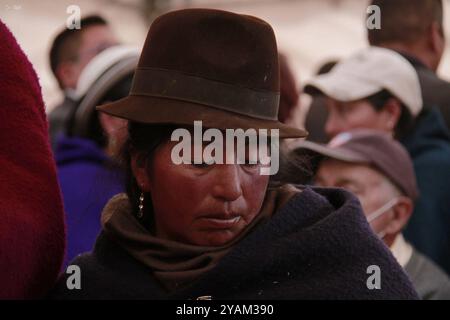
[101,184,300,292]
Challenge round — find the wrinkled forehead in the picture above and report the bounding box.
[317,158,387,187]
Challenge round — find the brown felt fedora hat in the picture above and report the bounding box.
[97,8,307,138]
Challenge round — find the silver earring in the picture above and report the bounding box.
[138,192,144,218]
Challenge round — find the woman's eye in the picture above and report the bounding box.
[340,184,361,195]
[242,160,261,169]
[191,162,213,168]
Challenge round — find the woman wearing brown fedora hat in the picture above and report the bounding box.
[50,8,418,300]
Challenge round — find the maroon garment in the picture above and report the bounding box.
[0,20,66,299]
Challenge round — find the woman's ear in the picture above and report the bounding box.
[428,21,445,70]
[381,98,402,131]
[131,153,151,192]
[98,112,127,137]
[385,196,413,236]
[56,61,78,89]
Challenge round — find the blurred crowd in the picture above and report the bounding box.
[1,0,450,300]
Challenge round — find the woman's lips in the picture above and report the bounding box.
[197,216,241,229]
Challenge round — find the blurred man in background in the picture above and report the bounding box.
[293,130,450,299]
[368,0,450,130]
[304,47,450,275]
[55,45,138,267]
[48,15,118,149]
[303,60,337,143]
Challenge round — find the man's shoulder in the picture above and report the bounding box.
[416,66,450,95]
[411,140,450,168]
[405,248,450,300]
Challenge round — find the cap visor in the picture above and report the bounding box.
[290,140,368,163]
[304,73,382,102]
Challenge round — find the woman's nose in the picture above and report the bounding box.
[211,164,243,202]
[325,113,343,139]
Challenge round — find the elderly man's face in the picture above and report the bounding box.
[324,98,392,139]
[134,140,270,247]
[315,159,397,238]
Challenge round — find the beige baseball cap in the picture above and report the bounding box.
[304,47,423,117]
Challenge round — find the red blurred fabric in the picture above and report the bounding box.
[0,20,65,299]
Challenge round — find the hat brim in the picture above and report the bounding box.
[97,95,308,138]
[304,73,382,102]
[290,140,369,163]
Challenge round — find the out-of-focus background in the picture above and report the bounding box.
[1,0,450,111]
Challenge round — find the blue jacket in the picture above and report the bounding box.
[55,136,125,268]
[401,108,450,275]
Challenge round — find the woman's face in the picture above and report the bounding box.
[133,140,270,246]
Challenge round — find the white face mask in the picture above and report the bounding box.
[366,197,399,239]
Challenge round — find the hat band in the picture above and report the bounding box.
[130,68,280,120]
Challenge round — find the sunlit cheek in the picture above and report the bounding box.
[353,107,381,129]
[355,195,368,213]
[154,183,203,241]
[246,175,270,214]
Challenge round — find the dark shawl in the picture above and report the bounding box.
[50,187,418,300]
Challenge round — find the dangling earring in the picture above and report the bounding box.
[138,192,144,218]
